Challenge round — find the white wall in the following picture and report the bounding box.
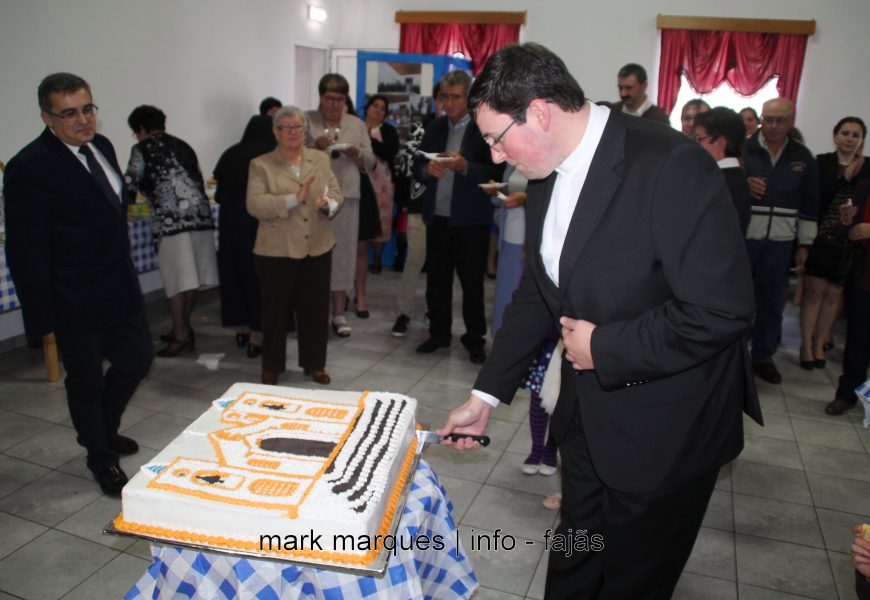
[1,0,869,174]
[0,0,343,175]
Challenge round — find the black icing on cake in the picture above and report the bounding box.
[258,437,336,457]
[328,398,408,513]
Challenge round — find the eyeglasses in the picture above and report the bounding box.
[322,94,346,104]
[484,119,517,149]
[275,124,303,132]
[46,104,98,121]
[761,115,790,125]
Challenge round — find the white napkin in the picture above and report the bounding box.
[196,353,226,371]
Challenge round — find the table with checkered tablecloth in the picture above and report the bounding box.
[124,459,477,600]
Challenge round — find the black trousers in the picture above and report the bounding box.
[256,252,331,374]
[545,411,718,600]
[837,285,870,402]
[55,307,153,473]
[424,217,489,347]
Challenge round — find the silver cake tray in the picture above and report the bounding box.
[103,445,425,578]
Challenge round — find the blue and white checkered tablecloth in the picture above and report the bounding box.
[129,204,220,275]
[124,459,478,600]
[0,245,19,312]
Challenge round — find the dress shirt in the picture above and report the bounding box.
[473,102,610,408]
[434,113,471,218]
[56,132,123,196]
[622,96,652,118]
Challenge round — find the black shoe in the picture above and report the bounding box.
[93,464,128,497]
[468,347,487,365]
[814,359,826,369]
[111,435,139,456]
[823,341,834,352]
[355,309,370,319]
[391,314,410,338]
[416,337,450,353]
[753,363,782,384]
[235,332,250,348]
[247,343,262,358]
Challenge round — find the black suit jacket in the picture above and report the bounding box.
[4,128,143,336]
[413,116,503,226]
[722,166,751,235]
[609,100,671,125]
[475,112,762,493]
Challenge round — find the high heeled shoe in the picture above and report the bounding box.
[799,347,815,370]
[162,328,195,344]
[235,332,250,348]
[157,333,195,358]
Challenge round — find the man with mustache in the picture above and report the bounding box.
[611,63,670,125]
[4,73,153,497]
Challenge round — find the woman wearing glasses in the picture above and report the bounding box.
[304,74,375,337]
[247,106,343,386]
[125,105,218,357]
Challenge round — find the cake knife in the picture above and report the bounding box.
[416,430,490,447]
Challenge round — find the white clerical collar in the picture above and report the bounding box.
[717,157,740,169]
[555,101,610,177]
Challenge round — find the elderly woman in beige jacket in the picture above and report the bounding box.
[247,106,343,386]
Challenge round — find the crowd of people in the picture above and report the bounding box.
[4,47,870,597]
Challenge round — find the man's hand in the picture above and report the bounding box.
[794,245,809,272]
[427,160,447,178]
[851,524,870,578]
[444,152,468,173]
[748,176,767,200]
[560,316,596,370]
[436,395,493,450]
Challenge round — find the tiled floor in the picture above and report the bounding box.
[0,271,867,599]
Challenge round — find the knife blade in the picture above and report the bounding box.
[416,430,490,447]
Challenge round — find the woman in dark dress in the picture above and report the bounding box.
[213,115,276,357]
[800,117,870,369]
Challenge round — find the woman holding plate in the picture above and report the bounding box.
[305,74,374,337]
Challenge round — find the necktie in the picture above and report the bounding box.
[78,144,120,208]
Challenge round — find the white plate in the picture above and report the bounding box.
[420,151,455,162]
[326,143,352,152]
[478,182,506,191]
[497,192,508,201]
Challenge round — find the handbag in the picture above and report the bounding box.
[804,234,860,285]
[357,168,381,241]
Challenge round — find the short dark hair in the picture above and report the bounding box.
[468,43,586,123]
[694,107,745,158]
[127,105,166,134]
[617,63,648,85]
[682,98,710,115]
[318,73,349,97]
[365,94,390,113]
[833,116,866,138]
[739,107,758,120]
[259,97,282,116]
[38,73,91,112]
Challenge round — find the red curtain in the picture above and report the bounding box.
[658,29,808,114]
[399,23,520,75]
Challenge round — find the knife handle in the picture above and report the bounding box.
[444,434,490,447]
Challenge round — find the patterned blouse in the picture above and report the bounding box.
[125,132,215,243]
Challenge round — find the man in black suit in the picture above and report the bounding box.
[4,73,153,496]
[438,44,762,598]
[413,70,503,363]
[693,107,752,235]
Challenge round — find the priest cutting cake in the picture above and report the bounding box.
[438,44,762,599]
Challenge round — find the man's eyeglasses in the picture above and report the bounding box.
[275,124,303,132]
[484,119,517,149]
[761,115,789,125]
[46,104,98,122]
